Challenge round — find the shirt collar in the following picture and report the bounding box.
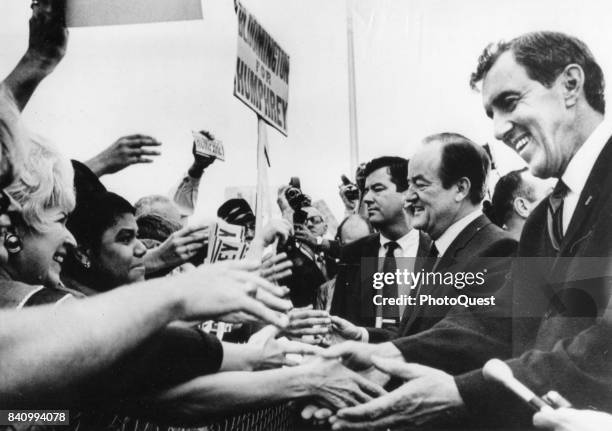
[562,116,612,195]
[434,209,482,257]
[380,228,420,253]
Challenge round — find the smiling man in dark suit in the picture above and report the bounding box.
[328,138,516,345]
[326,31,612,431]
[399,132,517,336]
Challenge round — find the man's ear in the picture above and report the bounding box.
[560,64,585,108]
[455,177,471,202]
[513,196,531,219]
[72,246,92,269]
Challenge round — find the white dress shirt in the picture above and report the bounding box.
[379,228,421,259]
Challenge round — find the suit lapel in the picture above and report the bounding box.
[436,214,491,271]
[560,138,612,255]
[415,230,433,272]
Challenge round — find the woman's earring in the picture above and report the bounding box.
[4,233,22,254]
[81,257,91,269]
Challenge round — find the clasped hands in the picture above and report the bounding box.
[285,308,465,429]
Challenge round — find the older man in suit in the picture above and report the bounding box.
[326,31,612,430]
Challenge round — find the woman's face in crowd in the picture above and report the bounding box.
[11,208,75,287]
[92,213,147,288]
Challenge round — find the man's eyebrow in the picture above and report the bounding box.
[410,174,428,183]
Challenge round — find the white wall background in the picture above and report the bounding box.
[1,0,611,222]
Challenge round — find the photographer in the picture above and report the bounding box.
[277,180,334,307]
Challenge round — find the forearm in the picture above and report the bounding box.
[0,279,185,406]
[149,366,309,421]
[83,154,108,177]
[2,53,55,112]
[220,342,257,371]
[187,162,205,179]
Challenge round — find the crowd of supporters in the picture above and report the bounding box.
[0,2,610,431]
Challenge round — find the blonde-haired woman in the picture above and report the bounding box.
[0,136,81,308]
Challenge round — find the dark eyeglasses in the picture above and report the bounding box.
[306,216,324,225]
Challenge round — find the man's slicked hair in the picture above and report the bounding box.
[470,31,605,114]
[488,167,530,227]
[362,156,408,192]
[423,133,490,205]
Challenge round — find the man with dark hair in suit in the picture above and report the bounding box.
[325,137,516,342]
[329,156,430,341]
[486,168,552,240]
[326,31,612,431]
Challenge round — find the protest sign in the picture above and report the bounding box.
[233,2,290,136]
[66,0,203,27]
[206,221,248,263]
[192,131,225,161]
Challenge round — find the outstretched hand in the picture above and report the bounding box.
[177,260,293,328]
[85,134,162,176]
[329,357,464,430]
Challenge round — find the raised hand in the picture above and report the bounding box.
[85,135,162,176]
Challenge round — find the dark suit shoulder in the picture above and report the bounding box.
[449,214,517,259]
[339,233,379,262]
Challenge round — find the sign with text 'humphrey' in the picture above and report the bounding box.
[192,131,225,161]
[233,2,290,136]
[66,0,203,27]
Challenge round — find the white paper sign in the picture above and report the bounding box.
[66,0,203,28]
[192,131,225,161]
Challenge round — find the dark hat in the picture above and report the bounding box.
[71,159,106,204]
[217,198,256,227]
[137,213,182,243]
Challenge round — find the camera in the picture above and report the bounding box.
[340,174,359,201]
[285,177,312,212]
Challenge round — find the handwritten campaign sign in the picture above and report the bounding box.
[192,131,225,161]
[234,2,290,136]
[66,0,203,28]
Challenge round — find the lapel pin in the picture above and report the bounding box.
[584,196,593,206]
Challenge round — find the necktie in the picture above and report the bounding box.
[422,242,439,274]
[381,241,400,321]
[548,180,569,250]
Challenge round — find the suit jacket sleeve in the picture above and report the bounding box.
[74,326,223,407]
[455,300,612,428]
[391,234,517,372]
[391,282,513,374]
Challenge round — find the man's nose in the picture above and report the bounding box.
[493,112,513,142]
[405,185,418,202]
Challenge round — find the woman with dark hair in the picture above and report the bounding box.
[63,191,147,294]
[62,187,383,428]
